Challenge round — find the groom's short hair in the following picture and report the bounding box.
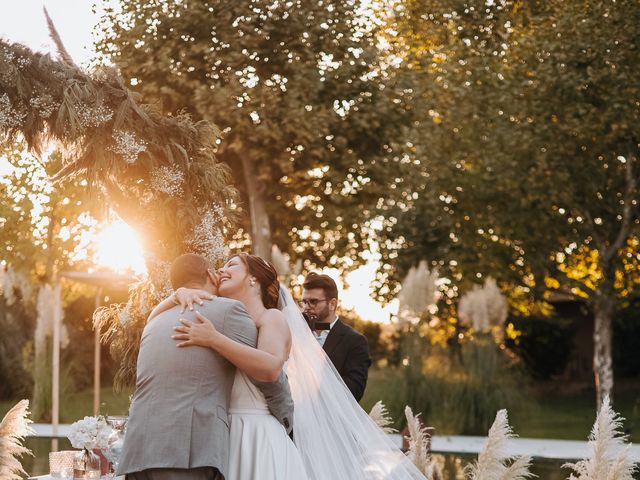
[303,272,339,300]
[170,253,210,290]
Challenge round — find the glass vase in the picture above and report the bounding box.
[73,448,101,479]
[105,415,128,478]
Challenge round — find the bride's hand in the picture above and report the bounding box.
[174,287,215,313]
[172,311,220,348]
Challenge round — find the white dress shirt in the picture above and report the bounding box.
[315,317,339,347]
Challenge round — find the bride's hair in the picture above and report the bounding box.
[230,253,280,309]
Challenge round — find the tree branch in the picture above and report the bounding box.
[603,149,637,264]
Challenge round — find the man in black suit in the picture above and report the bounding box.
[301,273,372,401]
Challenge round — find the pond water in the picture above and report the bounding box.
[23,439,639,479]
[433,453,573,480]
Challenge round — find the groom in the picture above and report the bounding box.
[118,254,290,480]
[301,272,371,401]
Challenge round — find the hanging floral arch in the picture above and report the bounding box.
[0,37,238,387]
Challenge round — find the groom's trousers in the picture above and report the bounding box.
[126,467,224,480]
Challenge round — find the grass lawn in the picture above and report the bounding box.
[2,372,639,443]
[362,368,640,442]
[0,386,133,422]
[510,382,640,442]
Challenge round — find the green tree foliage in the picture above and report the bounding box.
[0,144,104,415]
[96,0,416,266]
[0,146,102,281]
[380,0,640,405]
[338,308,387,363]
[0,296,33,400]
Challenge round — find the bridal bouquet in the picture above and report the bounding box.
[67,416,111,451]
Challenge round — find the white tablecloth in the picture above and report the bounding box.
[29,476,124,479]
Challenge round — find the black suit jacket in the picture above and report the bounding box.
[322,319,372,402]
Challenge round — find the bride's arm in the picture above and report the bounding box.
[173,309,291,382]
[147,287,215,321]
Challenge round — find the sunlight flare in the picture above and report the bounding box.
[94,220,146,275]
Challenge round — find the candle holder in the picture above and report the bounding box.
[49,450,75,479]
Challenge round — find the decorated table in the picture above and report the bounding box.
[29,415,128,480]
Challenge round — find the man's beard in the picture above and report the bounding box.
[315,304,332,322]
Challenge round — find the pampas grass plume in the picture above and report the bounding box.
[465,409,534,480]
[405,406,435,477]
[563,395,637,480]
[398,261,439,322]
[458,277,508,333]
[369,400,397,434]
[0,399,35,480]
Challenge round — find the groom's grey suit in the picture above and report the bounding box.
[118,298,257,479]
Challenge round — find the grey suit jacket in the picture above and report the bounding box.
[117,298,257,478]
[252,370,294,434]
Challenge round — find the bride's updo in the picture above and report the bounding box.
[231,253,280,309]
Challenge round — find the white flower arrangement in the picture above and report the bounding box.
[67,416,111,451]
[150,165,184,197]
[112,130,147,164]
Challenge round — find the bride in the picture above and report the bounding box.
[151,253,309,480]
[164,253,427,480]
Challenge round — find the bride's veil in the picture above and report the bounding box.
[278,287,426,480]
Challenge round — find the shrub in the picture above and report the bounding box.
[505,314,575,380]
[614,292,640,378]
[363,337,529,436]
[0,298,34,400]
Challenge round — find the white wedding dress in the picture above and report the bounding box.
[225,287,427,480]
[227,369,309,480]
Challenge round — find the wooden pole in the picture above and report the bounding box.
[93,288,102,416]
[51,283,61,452]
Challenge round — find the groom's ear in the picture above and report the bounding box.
[206,269,219,289]
[329,297,338,312]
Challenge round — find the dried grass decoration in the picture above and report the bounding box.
[0,14,239,387]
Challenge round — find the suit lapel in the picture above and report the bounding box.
[323,320,347,357]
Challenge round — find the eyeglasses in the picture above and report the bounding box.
[298,298,328,308]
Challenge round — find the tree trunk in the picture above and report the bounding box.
[589,148,636,410]
[593,285,615,409]
[238,152,272,260]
